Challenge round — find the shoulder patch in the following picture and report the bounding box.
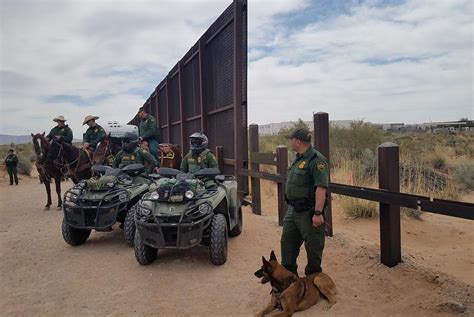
[317,161,326,171]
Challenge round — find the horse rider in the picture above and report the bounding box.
[138,107,161,162]
[180,132,218,173]
[113,132,158,174]
[46,115,73,144]
[82,115,106,155]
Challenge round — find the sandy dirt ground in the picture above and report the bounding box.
[0,176,473,316]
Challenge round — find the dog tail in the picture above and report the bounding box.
[313,273,338,305]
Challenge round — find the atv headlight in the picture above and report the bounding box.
[118,192,129,202]
[150,192,160,200]
[185,190,194,199]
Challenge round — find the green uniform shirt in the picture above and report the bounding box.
[139,114,160,141]
[84,124,106,149]
[113,148,158,174]
[286,146,328,201]
[4,154,18,168]
[46,125,73,144]
[180,149,218,173]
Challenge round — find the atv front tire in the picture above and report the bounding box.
[124,204,137,247]
[209,213,227,265]
[134,230,157,265]
[62,218,91,246]
[228,206,243,237]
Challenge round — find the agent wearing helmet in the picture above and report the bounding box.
[180,132,218,173]
[46,115,73,144]
[113,132,157,174]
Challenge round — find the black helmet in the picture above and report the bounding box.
[189,132,208,155]
[122,132,139,153]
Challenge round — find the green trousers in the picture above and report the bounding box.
[280,208,325,275]
[7,167,18,185]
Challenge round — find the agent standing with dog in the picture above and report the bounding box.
[281,127,328,276]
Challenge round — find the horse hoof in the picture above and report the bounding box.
[56,206,62,211]
[44,206,50,211]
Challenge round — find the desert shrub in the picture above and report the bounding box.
[340,196,378,219]
[401,207,424,219]
[454,162,474,190]
[17,156,32,175]
[330,121,384,161]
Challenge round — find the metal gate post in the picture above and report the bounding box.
[249,124,261,215]
[276,146,288,226]
[313,112,333,236]
[378,142,401,267]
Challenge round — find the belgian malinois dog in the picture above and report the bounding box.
[254,251,337,317]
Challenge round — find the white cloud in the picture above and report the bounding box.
[248,0,473,124]
[0,0,472,136]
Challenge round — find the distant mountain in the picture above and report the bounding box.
[0,134,32,145]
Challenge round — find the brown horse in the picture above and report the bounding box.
[158,143,182,169]
[45,138,92,184]
[31,132,63,210]
[92,133,122,166]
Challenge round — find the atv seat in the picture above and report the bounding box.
[156,167,182,178]
[122,163,146,176]
[105,168,127,178]
[195,168,221,179]
[92,165,112,176]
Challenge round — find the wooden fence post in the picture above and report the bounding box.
[216,146,224,173]
[378,142,401,267]
[249,124,261,215]
[314,112,333,237]
[276,146,288,226]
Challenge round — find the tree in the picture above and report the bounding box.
[277,118,309,138]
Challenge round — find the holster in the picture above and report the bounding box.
[285,195,314,212]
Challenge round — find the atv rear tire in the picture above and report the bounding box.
[134,230,157,265]
[62,218,91,246]
[228,206,243,237]
[209,213,227,265]
[124,204,137,247]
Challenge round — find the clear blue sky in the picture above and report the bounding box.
[1,0,472,135]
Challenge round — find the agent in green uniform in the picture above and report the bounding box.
[82,115,106,152]
[113,133,158,174]
[4,149,19,185]
[138,107,160,161]
[281,127,329,276]
[46,115,73,144]
[180,132,218,173]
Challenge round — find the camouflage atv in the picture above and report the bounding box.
[133,167,243,266]
[62,163,155,247]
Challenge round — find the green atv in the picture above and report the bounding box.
[62,163,155,247]
[133,167,243,266]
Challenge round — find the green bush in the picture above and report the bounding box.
[17,156,32,175]
[340,196,378,219]
[454,163,474,190]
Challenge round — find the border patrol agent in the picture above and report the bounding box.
[4,149,19,185]
[138,107,161,162]
[83,115,106,152]
[46,115,73,144]
[180,132,218,173]
[113,132,158,174]
[281,127,329,276]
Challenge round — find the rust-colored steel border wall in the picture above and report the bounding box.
[129,0,248,199]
